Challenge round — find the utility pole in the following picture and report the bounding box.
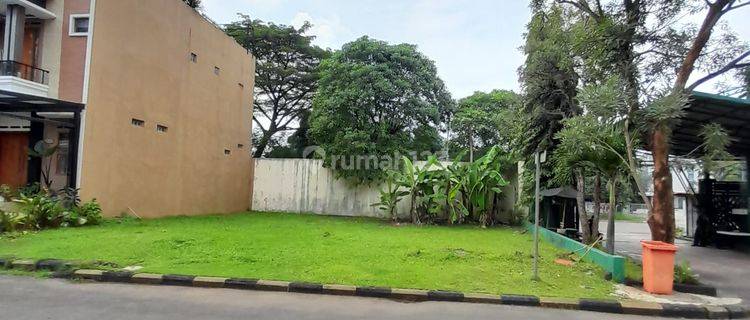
[532,151,541,281]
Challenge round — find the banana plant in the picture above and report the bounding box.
[458,146,509,226]
[371,170,409,222]
[398,156,438,224]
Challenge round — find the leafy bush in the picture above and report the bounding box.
[371,171,408,222]
[66,200,103,227]
[674,261,699,285]
[1,210,26,233]
[377,146,511,226]
[14,193,66,229]
[0,185,103,233]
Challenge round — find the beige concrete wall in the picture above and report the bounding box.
[58,0,90,102]
[38,0,65,99]
[79,0,255,217]
[252,159,517,220]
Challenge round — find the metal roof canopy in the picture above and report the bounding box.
[671,91,750,158]
[0,89,84,113]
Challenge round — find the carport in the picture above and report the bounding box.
[0,89,84,190]
[671,91,750,247]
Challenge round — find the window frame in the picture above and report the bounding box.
[69,14,91,37]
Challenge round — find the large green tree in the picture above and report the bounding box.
[519,4,585,221]
[549,0,749,243]
[520,4,580,156]
[310,36,453,183]
[225,16,330,158]
[451,90,522,161]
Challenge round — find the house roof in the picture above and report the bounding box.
[540,186,580,199]
[671,92,750,157]
[0,89,84,113]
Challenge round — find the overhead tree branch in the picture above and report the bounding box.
[687,50,750,91]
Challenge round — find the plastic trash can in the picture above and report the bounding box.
[641,240,678,294]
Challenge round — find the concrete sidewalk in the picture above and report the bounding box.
[601,220,750,306]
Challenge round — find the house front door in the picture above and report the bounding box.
[0,132,29,188]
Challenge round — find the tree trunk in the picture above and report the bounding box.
[649,127,675,243]
[253,132,273,158]
[592,175,602,241]
[410,192,420,225]
[468,128,475,162]
[674,0,729,90]
[575,169,594,244]
[606,178,617,254]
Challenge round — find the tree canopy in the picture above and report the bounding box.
[519,5,580,156]
[225,16,330,158]
[309,36,453,183]
[451,90,522,161]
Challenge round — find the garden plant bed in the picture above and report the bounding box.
[0,212,615,299]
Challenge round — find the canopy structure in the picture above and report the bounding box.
[0,89,84,188]
[669,92,750,248]
[671,92,750,157]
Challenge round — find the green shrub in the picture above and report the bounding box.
[66,200,103,227]
[674,261,699,285]
[1,187,103,233]
[1,210,26,233]
[13,193,65,229]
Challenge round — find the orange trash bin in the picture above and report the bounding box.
[641,240,678,294]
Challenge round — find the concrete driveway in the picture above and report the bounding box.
[0,275,665,320]
[600,220,750,306]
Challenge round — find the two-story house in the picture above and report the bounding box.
[0,0,255,218]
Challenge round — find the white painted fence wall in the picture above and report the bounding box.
[252,158,518,220]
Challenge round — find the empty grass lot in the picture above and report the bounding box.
[0,212,615,298]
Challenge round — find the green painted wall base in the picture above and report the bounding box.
[525,223,625,283]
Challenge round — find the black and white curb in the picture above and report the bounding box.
[1,258,746,319]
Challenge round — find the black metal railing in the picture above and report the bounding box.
[29,0,47,8]
[0,60,50,85]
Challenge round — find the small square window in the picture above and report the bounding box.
[156,124,168,133]
[224,149,231,155]
[238,83,244,88]
[237,144,244,149]
[69,14,90,36]
[214,66,220,75]
[131,118,145,127]
[190,52,198,63]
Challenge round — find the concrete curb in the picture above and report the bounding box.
[1,258,746,319]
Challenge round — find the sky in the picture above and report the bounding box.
[201,0,750,99]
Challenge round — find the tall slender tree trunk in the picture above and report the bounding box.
[606,178,617,254]
[575,169,593,244]
[592,175,602,241]
[649,127,675,243]
[468,127,475,162]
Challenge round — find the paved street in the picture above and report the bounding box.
[601,220,750,306]
[0,275,667,320]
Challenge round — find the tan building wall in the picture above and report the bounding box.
[58,0,90,102]
[79,0,255,217]
[38,0,66,99]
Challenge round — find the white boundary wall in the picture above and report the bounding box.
[252,158,518,220]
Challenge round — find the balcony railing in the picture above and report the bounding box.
[0,60,50,85]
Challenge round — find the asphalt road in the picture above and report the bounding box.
[0,275,667,320]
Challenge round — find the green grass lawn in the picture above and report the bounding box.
[0,212,614,298]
